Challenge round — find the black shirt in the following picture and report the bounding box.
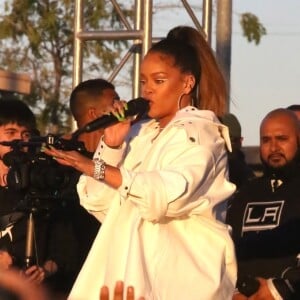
[226,172,300,299]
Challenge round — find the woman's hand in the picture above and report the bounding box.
[0,250,13,270]
[23,265,45,284]
[43,148,94,177]
[23,260,57,285]
[103,100,132,148]
[100,281,145,300]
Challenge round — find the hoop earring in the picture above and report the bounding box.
[191,97,195,107]
[177,93,185,110]
[177,93,193,110]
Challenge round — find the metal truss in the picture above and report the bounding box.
[72,0,212,98]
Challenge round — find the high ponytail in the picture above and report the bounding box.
[163,26,227,116]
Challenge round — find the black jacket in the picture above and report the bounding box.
[226,172,300,299]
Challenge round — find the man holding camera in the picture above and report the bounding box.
[227,108,300,299]
[0,99,59,283]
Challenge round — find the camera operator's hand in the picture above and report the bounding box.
[0,250,13,270]
[0,268,49,300]
[233,292,247,300]
[24,265,45,284]
[247,278,275,300]
[42,259,58,278]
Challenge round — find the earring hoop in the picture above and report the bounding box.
[177,93,185,110]
[191,97,196,107]
[177,93,194,110]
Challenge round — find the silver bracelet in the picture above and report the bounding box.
[93,158,106,181]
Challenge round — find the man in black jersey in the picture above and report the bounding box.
[227,108,300,299]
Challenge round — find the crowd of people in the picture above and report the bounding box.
[0,24,299,300]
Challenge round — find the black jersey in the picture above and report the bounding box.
[226,173,300,299]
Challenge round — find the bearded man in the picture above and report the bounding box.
[227,108,300,300]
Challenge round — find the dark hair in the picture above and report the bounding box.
[287,104,300,112]
[0,99,36,130]
[149,26,227,116]
[150,38,201,87]
[262,108,300,138]
[69,79,116,120]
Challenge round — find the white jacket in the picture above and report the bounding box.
[69,107,237,300]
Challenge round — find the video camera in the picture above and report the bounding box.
[1,134,86,212]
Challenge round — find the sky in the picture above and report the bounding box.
[230,0,300,145]
[147,0,300,146]
[1,1,299,145]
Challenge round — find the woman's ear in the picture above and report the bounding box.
[183,75,196,94]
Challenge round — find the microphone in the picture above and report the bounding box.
[76,97,149,135]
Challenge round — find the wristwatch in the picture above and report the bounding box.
[93,158,106,181]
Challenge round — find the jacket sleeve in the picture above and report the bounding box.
[78,120,235,223]
[77,137,127,222]
[117,124,234,221]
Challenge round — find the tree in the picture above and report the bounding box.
[216,0,267,110]
[0,0,130,133]
[0,1,266,131]
[240,12,267,45]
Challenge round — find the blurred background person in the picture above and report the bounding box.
[226,108,300,299]
[64,79,120,280]
[220,113,255,190]
[287,104,300,121]
[69,78,119,154]
[0,99,69,296]
[0,268,49,300]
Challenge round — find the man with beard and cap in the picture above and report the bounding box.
[226,108,300,300]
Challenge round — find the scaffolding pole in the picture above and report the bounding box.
[71,1,211,130]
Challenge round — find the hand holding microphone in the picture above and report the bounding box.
[71,97,148,148]
[102,99,147,148]
[79,98,149,133]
